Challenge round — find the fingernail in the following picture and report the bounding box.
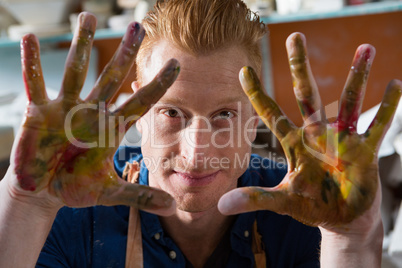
[164,59,180,77]
[150,199,177,217]
[287,33,306,61]
[80,12,96,31]
[157,59,180,87]
[385,79,402,102]
[353,44,375,71]
[125,22,145,46]
[239,66,258,94]
[21,34,38,58]
[293,34,305,55]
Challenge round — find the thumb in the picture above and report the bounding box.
[218,186,287,215]
[99,179,176,217]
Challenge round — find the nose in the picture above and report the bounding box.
[180,117,213,167]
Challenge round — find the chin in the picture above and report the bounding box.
[175,192,220,213]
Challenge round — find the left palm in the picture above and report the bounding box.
[218,32,401,228]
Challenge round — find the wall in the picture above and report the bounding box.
[266,11,402,126]
[0,45,98,100]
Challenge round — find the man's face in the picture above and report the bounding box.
[136,40,259,213]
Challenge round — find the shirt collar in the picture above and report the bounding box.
[139,165,257,258]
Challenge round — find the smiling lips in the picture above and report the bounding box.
[173,170,220,187]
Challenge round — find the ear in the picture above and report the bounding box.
[131,81,140,93]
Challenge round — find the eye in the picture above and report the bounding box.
[163,109,180,118]
[214,110,234,120]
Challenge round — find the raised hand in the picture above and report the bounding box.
[218,32,402,228]
[9,12,179,216]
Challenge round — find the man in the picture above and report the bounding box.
[0,0,400,267]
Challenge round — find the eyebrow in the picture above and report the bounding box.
[156,97,186,106]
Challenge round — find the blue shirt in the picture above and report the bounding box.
[37,146,321,267]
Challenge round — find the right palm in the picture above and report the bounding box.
[9,13,179,215]
[14,97,123,207]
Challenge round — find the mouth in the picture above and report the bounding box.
[173,170,220,187]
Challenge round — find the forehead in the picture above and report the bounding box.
[140,40,254,104]
[142,39,253,73]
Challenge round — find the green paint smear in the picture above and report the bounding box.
[320,171,340,204]
[33,158,47,177]
[40,134,64,148]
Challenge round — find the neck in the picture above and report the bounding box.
[160,206,235,268]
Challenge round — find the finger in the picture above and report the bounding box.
[218,186,287,215]
[337,44,376,132]
[85,22,145,104]
[239,66,295,140]
[20,34,48,105]
[112,59,180,129]
[58,12,97,100]
[364,79,402,148]
[286,32,325,125]
[99,179,176,217]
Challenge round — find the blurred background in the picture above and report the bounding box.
[0,0,401,266]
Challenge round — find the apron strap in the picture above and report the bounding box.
[252,219,267,268]
[124,162,144,268]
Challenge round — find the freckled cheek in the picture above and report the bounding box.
[209,127,233,147]
[211,123,252,169]
[245,127,257,146]
[140,124,180,176]
[140,118,183,150]
[205,120,255,150]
